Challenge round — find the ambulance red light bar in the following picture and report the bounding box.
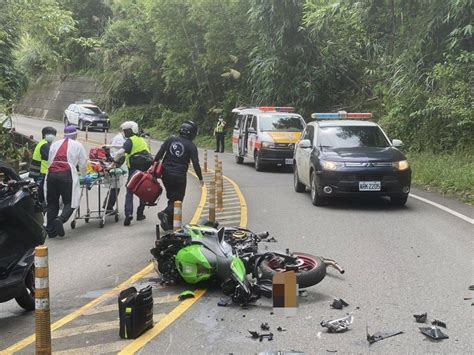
[311,111,373,120]
[258,106,295,113]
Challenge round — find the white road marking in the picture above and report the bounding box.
[410,194,474,225]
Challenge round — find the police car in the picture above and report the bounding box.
[232,107,306,171]
[293,112,411,206]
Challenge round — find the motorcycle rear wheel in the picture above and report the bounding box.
[258,252,326,289]
[15,264,35,311]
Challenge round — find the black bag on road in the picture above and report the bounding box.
[118,285,154,339]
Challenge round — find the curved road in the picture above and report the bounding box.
[1,116,473,354]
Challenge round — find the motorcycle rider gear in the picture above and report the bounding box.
[120,121,139,138]
[179,121,198,141]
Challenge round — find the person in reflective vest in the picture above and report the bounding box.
[213,115,226,153]
[29,126,57,205]
[114,121,152,226]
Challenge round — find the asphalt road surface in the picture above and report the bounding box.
[2,116,473,354]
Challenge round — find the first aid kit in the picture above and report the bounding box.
[126,170,163,205]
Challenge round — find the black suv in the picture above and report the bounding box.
[293,114,411,206]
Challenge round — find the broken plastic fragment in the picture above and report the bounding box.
[413,312,427,323]
[261,322,270,331]
[264,236,278,242]
[249,330,260,339]
[178,290,195,300]
[320,314,353,333]
[366,326,404,344]
[431,320,447,328]
[299,290,308,297]
[217,297,232,307]
[419,326,449,340]
[468,285,474,291]
[330,298,349,310]
[277,326,287,332]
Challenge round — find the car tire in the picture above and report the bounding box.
[235,156,244,164]
[390,195,408,207]
[79,120,85,131]
[294,166,305,193]
[254,152,264,172]
[310,170,325,206]
[15,264,35,311]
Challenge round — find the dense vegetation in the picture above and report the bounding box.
[1,0,472,200]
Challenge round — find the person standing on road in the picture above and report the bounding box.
[214,115,226,153]
[114,121,152,226]
[103,131,127,213]
[155,121,203,230]
[29,126,57,208]
[45,125,87,238]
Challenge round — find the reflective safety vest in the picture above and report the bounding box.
[29,139,49,178]
[125,135,150,168]
[215,120,226,133]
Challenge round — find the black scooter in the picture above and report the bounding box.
[0,161,46,310]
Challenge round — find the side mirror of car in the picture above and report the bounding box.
[247,127,257,134]
[298,139,312,149]
[392,139,403,148]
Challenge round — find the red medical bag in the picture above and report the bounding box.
[126,171,162,205]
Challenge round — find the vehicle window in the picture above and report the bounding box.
[251,116,257,130]
[259,115,304,132]
[81,106,102,115]
[234,114,243,129]
[318,126,390,148]
[67,104,74,111]
[245,115,253,129]
[302,125,314,142]
[72,105,79,113]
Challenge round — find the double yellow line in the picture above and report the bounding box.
[3,170,247,354]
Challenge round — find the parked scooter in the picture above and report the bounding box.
[151,223,344,305]
[0,161,46,310]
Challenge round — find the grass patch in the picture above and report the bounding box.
[407,151,474,205]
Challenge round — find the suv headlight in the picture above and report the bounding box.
[262,141,275,148]
[322,161,343,171]
[392,160,410,171]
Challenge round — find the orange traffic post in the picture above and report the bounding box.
[35,245,52,355]
[214,154,218,170]
[217,161,224,208]
[208,177,216,222]
[173,201,183,231]
[216,164,223,211]
[203,150,208,173]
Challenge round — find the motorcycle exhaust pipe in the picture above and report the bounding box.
[322,258,345,274]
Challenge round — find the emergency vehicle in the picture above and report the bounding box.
[232,107,306,171]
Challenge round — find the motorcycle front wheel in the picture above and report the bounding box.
[258,252,326,289]
[15,264,35,311]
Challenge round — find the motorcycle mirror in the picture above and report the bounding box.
[217,227,225,243]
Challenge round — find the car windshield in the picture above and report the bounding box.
[318,125,390,148]
[81,106,102,115]
[259,115,304,132]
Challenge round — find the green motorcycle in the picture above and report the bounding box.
[150,223,344,305]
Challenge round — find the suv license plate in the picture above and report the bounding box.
[285,158,293,165]
[97,123,104,127]
[359,181,381,191]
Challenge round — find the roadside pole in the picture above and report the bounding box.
[217,161,224,210]
[85,125,89,141]
[203,150,208,173]
[104,128,107,145]
[209,175,216,222]
[173,201,183,231]
[35,245,52,355]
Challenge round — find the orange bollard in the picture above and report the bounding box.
[208,178,216,222]
[204,150,208,173]
[173,201,183,231]
[35,245,52,355]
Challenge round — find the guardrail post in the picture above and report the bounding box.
[35,245,52,355]
[208,177,216,222]
[173,201,183,231]
[203,150,208,173]
[85,125,89,141]
[104,128,108,145]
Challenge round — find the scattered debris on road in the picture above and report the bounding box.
[366,326,404,344]
[263,236,278,242]
[277,326,287,332]
[299,290,308,297]
[218,297,232,307]
[431,319,447,328]
[261,322,270,331]
[413,312,428,323]
[320,314,353,333]
[419,326,449,340]
[248,330,274,342]
[468,285,474,291]
[178,290,195,300]
[330,298,349,310]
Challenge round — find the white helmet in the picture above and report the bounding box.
[120,121,139,134]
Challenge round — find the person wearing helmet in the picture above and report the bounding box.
[154,120,203,230]
[45,125,87,238]
[213,115,226,153]
[114,121,153,226]
[29,126,57,207]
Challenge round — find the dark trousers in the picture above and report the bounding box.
[125,169,145,217]
[161,173,187,223]
[46,172,74,236]
[105,188,120,211]
[216,133,225,152]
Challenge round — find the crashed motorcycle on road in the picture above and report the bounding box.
[151,224,344,305]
